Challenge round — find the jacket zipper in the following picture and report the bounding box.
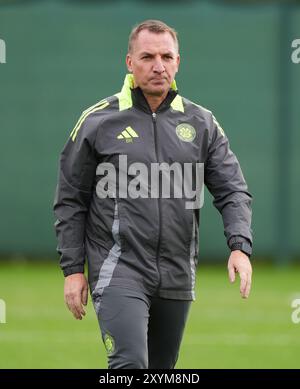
[152,112,162,287]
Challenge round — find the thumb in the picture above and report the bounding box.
[82,285,88,306]
[228,264,236,283]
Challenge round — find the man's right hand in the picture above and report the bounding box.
[64,273,89,320]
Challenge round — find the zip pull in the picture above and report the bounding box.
[152,112,157,122]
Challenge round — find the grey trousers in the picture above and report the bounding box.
[92,286,191,369]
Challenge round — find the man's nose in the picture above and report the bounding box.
[153,58,165,73]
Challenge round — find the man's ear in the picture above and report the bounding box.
[126,54,132,72]
[176,54,180,73]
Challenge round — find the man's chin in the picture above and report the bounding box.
[144,87,167,97]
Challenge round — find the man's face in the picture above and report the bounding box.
[126,30,180,97]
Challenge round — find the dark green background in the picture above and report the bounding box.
[0,0,299,260]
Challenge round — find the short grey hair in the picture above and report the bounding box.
[128,19,179,53]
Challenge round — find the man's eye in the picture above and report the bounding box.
[141,56,151,59]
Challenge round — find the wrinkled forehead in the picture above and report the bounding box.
[131,30,178,55]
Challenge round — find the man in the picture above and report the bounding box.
[53,20,253,369]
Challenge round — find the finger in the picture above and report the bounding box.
[228,265,236,283]
[67,298,82,320]
[244,274,252,299]
[65,299,79,319]
[71,305,83,320]
[245,278,251,298]
[73,293,86,318]
[240,272,248,298]
[82,286,88,306]
[66,295,84,320]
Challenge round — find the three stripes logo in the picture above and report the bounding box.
[117,126,139,143]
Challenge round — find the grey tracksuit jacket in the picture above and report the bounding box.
[53,74,252,301]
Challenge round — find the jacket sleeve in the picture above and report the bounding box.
[53,115,98,277]
[204,113,253,247]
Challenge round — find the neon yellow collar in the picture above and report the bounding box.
[115,74,183,112]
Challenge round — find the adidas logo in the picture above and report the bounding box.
[117,126,139,143]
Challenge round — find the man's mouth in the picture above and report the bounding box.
[150,78,166,83]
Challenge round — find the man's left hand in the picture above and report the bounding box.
[227,251,252,299]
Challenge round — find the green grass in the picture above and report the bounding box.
[0,261,300,368]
